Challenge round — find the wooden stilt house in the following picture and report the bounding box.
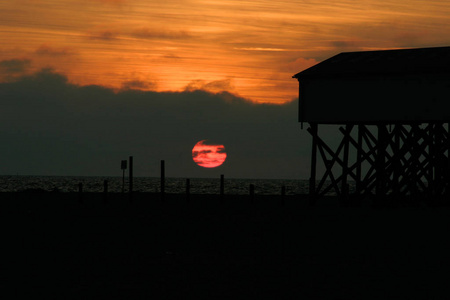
[293,46,450,205]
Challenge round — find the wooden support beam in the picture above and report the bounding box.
[317,144,341,196]
[308,122,450,204]
[341,125,351,205]
[392,124,401,196]
[356,125,363,196]
[447,122,450,195]
[308,123,318,205]
[376,125,387,199]
[428,124,435,198]
[310,127,347,196]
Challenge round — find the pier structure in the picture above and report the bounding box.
[293,46,450,205]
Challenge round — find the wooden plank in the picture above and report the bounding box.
[356,125,363,195]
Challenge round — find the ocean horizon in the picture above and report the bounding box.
[0,175,322,195]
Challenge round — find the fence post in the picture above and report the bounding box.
[249,184,255,203]
[281,185,286,206]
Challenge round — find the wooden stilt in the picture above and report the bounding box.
[428,124,435,198]
[307,122,450,205]
[341,124,351,205]
[392,124,401,197]
[309,123,318,206]
[356,125,363,196]
[376,125,387,202]
[447,122,450,195]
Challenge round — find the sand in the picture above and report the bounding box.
[2,192,450,298]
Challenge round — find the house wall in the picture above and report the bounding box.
[299,73,450,123]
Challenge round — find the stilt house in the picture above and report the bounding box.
[293,46,450,205]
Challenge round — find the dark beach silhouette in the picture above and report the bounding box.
[5,47,450,298]
[3,191,450,298]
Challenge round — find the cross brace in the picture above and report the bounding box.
[307,123,450,205]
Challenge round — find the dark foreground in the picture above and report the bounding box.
[2,192,450,299]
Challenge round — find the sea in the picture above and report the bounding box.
[0,175,317,195]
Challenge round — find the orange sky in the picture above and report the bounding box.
[1,0,450,103]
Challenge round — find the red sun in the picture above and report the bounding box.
[192,140,227,168]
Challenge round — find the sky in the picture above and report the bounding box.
[1,0,450,178]
[0,70,310,178]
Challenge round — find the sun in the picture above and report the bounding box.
[192,140,227,168]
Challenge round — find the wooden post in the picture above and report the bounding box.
[435,123,444,196]
[427,124,434,198]
[341,124,351,206]
[392,125,401,197]
[129,156,133,200]
[447,122,450,196]
[436,124,442,196]
[220,174,224,200]
[376,125,387,204]
[410,125,422,201]
[161,160,165,200]
[186,178,190,202]
[249,184,255,203]
[356,125,363,196]
[309,123,318,206]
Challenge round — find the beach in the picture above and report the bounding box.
[3,192,450,298]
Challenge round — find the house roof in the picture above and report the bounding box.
[293,46,450,79]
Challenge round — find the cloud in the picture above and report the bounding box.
[0,69,312,179]
[284,57,318,74]
[131,27,191,40]
[35,44,74,56]
[184,79,235,93]
[96,0,126,5]
[121,80,156,90]
[0,58,32,82]
[234,47,291,52]
[88,30,120,41]
[329,40,365,51]
[0,58,31,74]
[162,54,181,60]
